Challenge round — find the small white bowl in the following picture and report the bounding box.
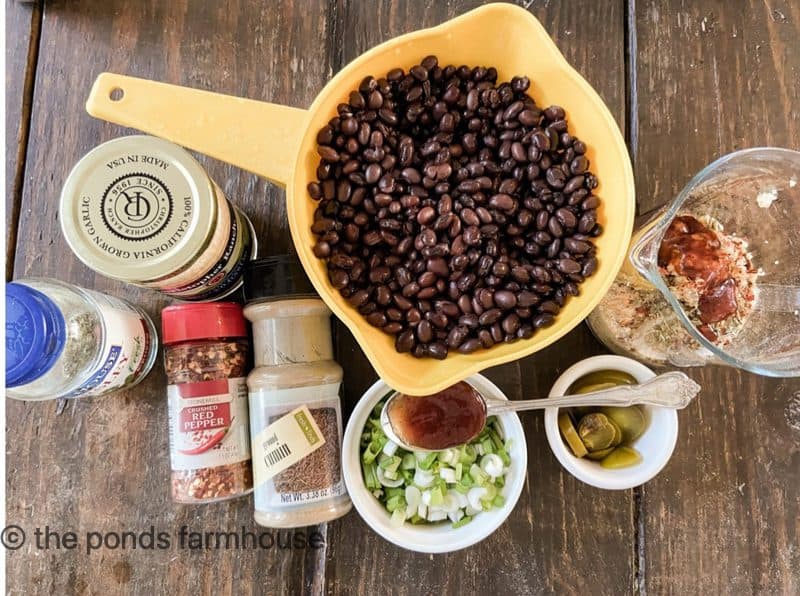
[342,374,527,554]
[544,355,678,490]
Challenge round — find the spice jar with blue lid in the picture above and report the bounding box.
[6,279,157,401]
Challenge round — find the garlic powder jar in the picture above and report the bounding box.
[59,135,257,301]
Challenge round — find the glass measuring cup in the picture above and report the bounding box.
[588,148,800,377]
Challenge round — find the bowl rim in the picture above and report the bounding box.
[342,373,528,553]
[286,3,637,396]
[543,355,679,490]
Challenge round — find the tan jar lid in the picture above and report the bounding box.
[59,135,217,283]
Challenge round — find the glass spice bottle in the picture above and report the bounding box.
[243,256,351,528]
[5,278,157,401]
[161,303,253,504]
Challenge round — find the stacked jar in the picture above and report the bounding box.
[243,256,351,527]
[59,136,257,301]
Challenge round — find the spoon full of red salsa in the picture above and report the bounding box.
[380,372,700,451]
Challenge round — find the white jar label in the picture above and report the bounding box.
[63,292,153,398]
[161,204,253,301]
[168,377,251,471]
[249,384,347,508]
[251,405,326,483]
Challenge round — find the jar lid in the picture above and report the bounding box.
[161,302,248,344]
[243,255,317,303]
[59,135,217,283]
[6,283,66,387]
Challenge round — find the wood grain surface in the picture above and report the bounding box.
[5,0,41,278]
[632,1,800,594]
[5,0,799,594]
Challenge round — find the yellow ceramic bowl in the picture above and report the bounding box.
[87,4,634,395]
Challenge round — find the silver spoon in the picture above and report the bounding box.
[381,371,701,452]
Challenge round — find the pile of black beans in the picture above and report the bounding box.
[308,56,600,359]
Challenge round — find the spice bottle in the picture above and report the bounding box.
[5,278,157,401]
[162,303,253,503]
[60,135,257,301]
[243,256,351,527]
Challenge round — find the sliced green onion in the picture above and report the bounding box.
[386,494,406,513]
[430,486,444,506]
[391,508,406,526]
[418,452,438,470]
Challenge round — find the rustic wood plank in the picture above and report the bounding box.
[327,2,633,594]
[7,1,334,594]
[632,1,800,593]
[5,0,42,279]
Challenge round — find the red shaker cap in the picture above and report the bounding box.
[161,302,248,344]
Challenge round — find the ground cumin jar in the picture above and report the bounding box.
[243,256,351,527]
[60,135,256,301]
[162,303,253,503]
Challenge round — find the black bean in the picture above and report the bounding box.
[555,208,577,229]
[543,105,565,120]
[546,167,566,189]
[490,323,504,343]
[517,325,534,339]
[457,338,482,354]
[395,330,415,352]
[532,313,555,328]
[539,300,560,314]
[582,195,600,210]
[564,237,591,254]
[427,311,449,329]
[317,145,339,162]
[478,308,502,326]
[384,322,403,334]
[503,100,524,121]
[548,217,564,238]
[493,290,517,310]
[489,194,514,211]
[313,242,331,258]
[416,320,434,343]
[564,175,585,194]
[578,210,597,234]
[581,257,598,277]
[446,325,469,348]
[502,313,521,335]
[366,311,387,327]
[459,314,479,329]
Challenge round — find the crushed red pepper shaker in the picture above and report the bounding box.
[162,303,253,504]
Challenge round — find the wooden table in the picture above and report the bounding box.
[6,1,799,594]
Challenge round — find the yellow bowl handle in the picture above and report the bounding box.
[86,73,309,187]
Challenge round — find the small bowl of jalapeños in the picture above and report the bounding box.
[544,355,678,490]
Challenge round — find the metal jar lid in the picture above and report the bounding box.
[59,135,218,283]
